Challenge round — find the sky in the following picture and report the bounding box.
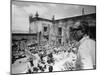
[12,0,96,33]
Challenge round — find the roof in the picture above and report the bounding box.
[29,13,96,24]
[29,17,52,23]
[12,33,37,36]
[55,13,96,22]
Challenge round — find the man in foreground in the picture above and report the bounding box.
[71,21,96,70]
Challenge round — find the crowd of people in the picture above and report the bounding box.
[12,38,79,73]
[12,21,96,74]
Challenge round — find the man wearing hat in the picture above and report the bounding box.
[71,21,96,70]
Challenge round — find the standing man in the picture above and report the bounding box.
[71,21,96,70]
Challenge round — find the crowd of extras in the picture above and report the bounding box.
[12,39,80,73]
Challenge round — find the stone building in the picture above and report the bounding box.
[55,12,96,43]
[29,10,96,46]
[29,12,53,45]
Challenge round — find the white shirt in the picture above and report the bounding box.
[77,36,95,69]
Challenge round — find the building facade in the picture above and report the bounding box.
[28,9,96,46]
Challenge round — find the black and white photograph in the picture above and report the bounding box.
[11,0,96,74]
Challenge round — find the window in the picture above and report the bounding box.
[58,39,61,44]
[44,27,47,32]
[58,27,62,35]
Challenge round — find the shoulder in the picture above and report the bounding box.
[85,38,95,43]
[80,37,95,47]
[79,38,95,54]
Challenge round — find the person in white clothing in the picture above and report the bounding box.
[77,35,95,69]
[71,21,96,70]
